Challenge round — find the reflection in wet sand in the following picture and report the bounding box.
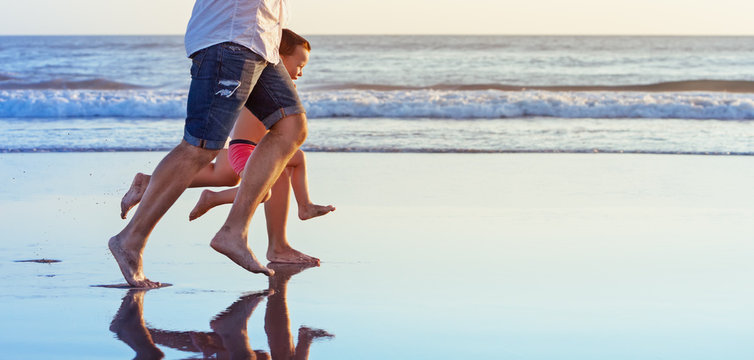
[109,290,164,360]
[109,264,333,359]
[266,264,334,360]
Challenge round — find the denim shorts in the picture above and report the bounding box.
[184,42,305,150]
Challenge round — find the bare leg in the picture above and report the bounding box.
[120,149,239,219]
[265,169,320,265]
[110,141,218,288]
[189,188,238,221]
[109,289,165,360]
[265,263,317,360]
[210,291,269,360]
[210,114,308,277]
[189,149,240,187]
[287,150,335,220]
[190,187,271,221]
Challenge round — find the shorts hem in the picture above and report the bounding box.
[261,105,306,129]
[183,129,227,150]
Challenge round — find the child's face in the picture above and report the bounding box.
[281,45,309,81]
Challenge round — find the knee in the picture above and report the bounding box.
[296,125,308,147]
[179,140,220,164]
[270,114,307,147]
[288,116,307,147]
[294,149,306,164]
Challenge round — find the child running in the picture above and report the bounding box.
[119,29,334,264]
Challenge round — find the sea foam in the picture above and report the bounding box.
[0,89,752,120]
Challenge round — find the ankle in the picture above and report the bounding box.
[298,201,313,209]
[214,225,247,240]
[268,242,293,253]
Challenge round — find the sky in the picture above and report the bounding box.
[0,0,752,35]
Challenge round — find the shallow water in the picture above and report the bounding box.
[1,152,753,359]
[1,35,753,155]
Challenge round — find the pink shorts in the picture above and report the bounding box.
[228,139,257,175]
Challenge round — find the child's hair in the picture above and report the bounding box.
[280,29,311,56]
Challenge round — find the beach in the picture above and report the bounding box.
[1,33,752,359]
[1,151,753,359]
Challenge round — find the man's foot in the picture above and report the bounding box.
[189,189,216,221]
[298,203,335,221]
[298,326,335,342]
[209,292,268,360]
[267,245,320,265]
[108,236,162,289]
[109,290,165,359]
[210,291,268,335]
[120,173,151,219]
[210,228,274,276]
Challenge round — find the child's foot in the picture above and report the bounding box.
[267,245,320,265]
[298,203,335,221]
[189,189,216,221]
[120,173,150,219]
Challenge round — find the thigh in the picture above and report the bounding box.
[213,149,241,182]
[185,43,267,150]
[244,61,306,130]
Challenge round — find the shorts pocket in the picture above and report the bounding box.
[189,48,208,78]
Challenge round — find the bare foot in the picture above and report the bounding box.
[298,203,335,221]
[209,292,268,360]
[190,189,271,221]
[108,236,162,289]
[298,326,335,341]
[267,246,320,265]
[267,262,317,279]
[189,189,216,221]
[121,173,151,219]
[211,291,268,331]
[110,290,165,359]
[210,228,274,276]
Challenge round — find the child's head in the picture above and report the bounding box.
[279,29,310,80]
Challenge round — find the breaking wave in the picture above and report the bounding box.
[1,87,752,120]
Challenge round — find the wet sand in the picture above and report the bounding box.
[1,152,753,359]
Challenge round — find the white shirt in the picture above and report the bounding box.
[184,0,289,64]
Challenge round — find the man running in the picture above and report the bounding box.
[109,0,307,287]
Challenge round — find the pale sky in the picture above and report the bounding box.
[0,0,752,35]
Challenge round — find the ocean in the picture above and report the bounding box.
[1,35,753,154]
